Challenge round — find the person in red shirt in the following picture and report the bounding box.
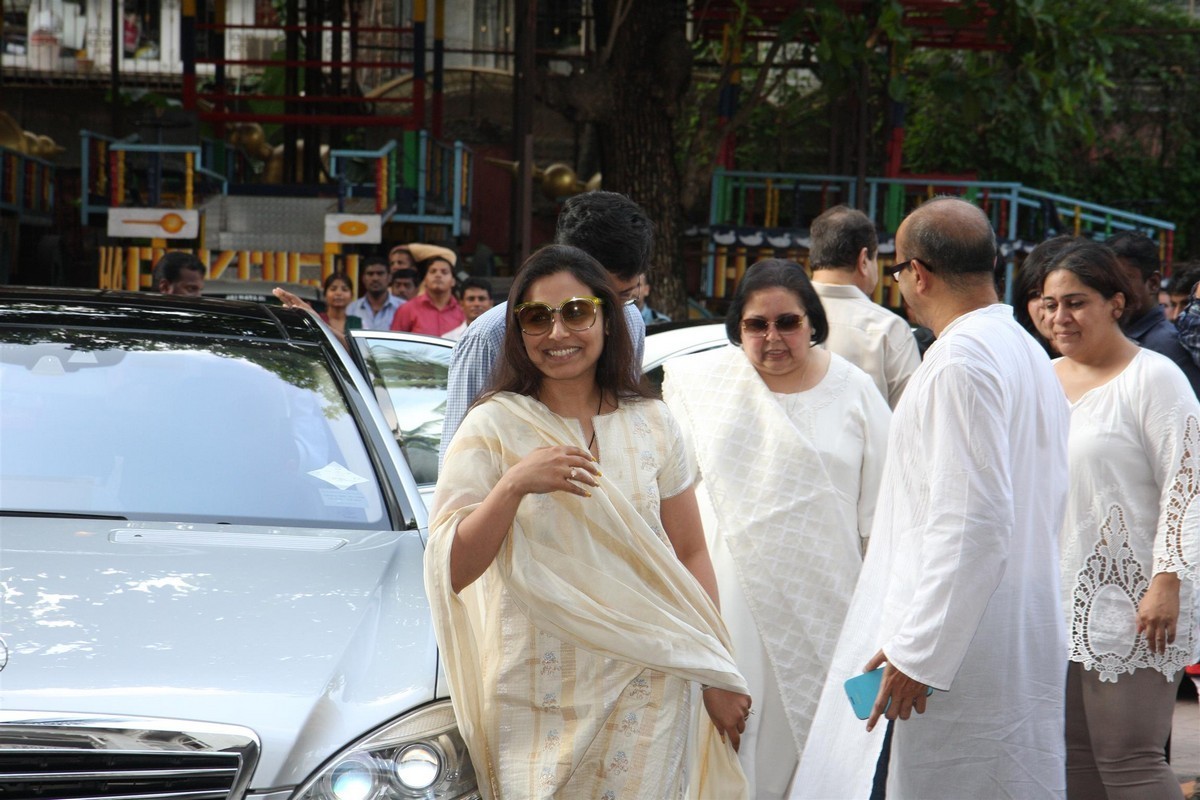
[390,245,465,336]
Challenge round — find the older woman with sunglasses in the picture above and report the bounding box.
[1040,240,1199,800]
[425,244,752,799]
[663,258,890,798]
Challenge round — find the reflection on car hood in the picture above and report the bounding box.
[0,518,436,789]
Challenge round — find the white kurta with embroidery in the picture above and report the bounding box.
[792,305,1071,800]
[664,347,890,799]
[426,393,748,800]
[1060,348,1200,682]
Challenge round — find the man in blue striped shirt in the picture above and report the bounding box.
[440,191,653,465]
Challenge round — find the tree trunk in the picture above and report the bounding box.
[596,0,691,321]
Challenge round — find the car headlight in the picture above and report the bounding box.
[293,701,478,800]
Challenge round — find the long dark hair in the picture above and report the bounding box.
[483,244,651,403]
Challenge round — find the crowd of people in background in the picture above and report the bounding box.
[145,192,1200,799]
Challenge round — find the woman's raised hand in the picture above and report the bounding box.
[501,445,599,498]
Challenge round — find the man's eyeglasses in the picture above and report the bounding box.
[514,296,605,335]
[883,257,929,279]
[740,313,806,337]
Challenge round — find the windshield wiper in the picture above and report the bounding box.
[0,510,128,520]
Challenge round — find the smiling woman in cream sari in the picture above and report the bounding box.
[426,245,751,800]
[665,259,890,798]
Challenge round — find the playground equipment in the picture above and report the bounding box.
[704,169,1177,306]
[81,126,473,292]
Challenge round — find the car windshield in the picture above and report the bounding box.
[0,329,387,528]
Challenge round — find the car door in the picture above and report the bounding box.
[352,330,454,506]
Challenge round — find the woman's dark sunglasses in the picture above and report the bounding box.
[514,296,605,335]
[740,313,806,337]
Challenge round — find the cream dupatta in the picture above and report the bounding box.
[664,346,864,759]
[425,392,748,799]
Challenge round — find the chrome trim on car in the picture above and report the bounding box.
[0,712,260,800]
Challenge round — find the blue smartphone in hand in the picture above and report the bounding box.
[844,667,885,720]
[844,667,934,720]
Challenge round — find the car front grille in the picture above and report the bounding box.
[0,713,260,800]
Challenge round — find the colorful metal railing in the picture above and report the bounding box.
[81,130,228,224]
[0,146,56,222]
[328,130,473,237]
[706,169,1177,303]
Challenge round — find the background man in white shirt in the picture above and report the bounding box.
[809,205,920,408]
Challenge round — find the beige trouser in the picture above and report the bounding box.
[1065,660,1184,800]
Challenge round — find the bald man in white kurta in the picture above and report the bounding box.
[793,199,1071,799]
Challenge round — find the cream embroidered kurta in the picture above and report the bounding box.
[1059,348,1200,682]
[664,347,890,798]
[792,305,1071,800]
[426,392,748,800]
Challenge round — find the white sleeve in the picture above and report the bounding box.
[856,385,892,545]
[1141,363,1200,582]
[884,360,1014,690]
[661,365,701,486]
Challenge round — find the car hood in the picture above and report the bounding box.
[0,519,437,790]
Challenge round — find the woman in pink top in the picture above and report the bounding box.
[390,252,464,336]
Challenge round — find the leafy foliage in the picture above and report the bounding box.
[904,0,1200,256]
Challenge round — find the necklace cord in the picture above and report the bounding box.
[587,391,603,451]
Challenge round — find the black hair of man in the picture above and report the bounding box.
[901,196,997,284]
[460,276,493,295]
[809,205,878,270]
[153,251,206,287]
[1166,266,1200,296]
[362,255,389,272]
[391,266,418,281]
[554,191,654,282]
[1106,231,1160,280]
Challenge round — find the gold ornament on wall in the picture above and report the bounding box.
[0,112,66,159]
[486,158,602,199]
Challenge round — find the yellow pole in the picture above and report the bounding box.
[126,247,139,290]
[185,152,194,209]
[713,247,728,299]
[734,247,748,285]
[116,151,126,207]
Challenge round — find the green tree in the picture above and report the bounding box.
[903,0,1200,256]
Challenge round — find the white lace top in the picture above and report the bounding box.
[1060,348,1200,682]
